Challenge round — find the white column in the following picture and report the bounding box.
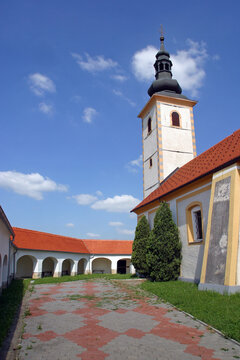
[33,258,42,279]
[111,257,118,274]
[54,259,63,277]
[71,260,78,276]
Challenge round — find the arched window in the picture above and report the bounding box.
[186,203,203,243]
[149,157,153,167]
[165,63,169,71]
[147,117,152,134]
[160,63,164,71]
[171,111,180,127]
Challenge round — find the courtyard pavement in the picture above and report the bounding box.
[18,279,240,360]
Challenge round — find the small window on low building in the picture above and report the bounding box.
[149,158,153,167]
[147,117,152,134]
[171,111,180,127]
[192,207,203,241]
[186,204,203,244]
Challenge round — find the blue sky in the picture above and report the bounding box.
[0,1,240,240]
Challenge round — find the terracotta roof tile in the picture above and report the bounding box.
[132,129,240,212]
[13,227,133,255]
[83,239,133,255]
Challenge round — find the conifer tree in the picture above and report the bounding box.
[131,215,150,276]
[146,202,181,281]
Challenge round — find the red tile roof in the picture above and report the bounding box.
[132,129,240,212]
[83,239,133,255]
[13,227,133,255]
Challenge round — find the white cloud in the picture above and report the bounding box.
[96,190,103,197]
[113,89,136,107]
[118,228,135,236]
[91,195,140,213]
[72,52,118,73]
[131,40,208,97]
[127,155,142,173]
[131,45,156,82]
[82,107,97,123]
[0,171,67,200]
[28,73,56,96]
[109,221,123,227]
[66,223,74,227]
[73,193,98,205]
[39,102,53,115]
[86,232,100,238]
[111,74,127,82]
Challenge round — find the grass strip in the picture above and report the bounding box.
[141,280,240,342]
[33,273,135,284]
[0,279,30,347]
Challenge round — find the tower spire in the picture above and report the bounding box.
[148,32,186,98]
[160,25,165,51]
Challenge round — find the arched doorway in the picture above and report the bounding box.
[62,259,73,276]
[92,258,111,274]
[42,257,56,277]
[2,255,8,287]
[78,259,87,274]
[16,255,35,278]
[117,259,131,274]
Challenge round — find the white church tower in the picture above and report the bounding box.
[139,34,197,198]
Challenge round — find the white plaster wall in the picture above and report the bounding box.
[162,151,194,179]
[16,250,90,277]
[142,106,157,139]
[144,152,159,193]
[144,132,157,160]
[15,250,133,277]
[160,103,194,180]
[177,188,211,282]
[143,106,159,198]
[0,219,11,287]
[160,103,191,129]
[162,127,193,153]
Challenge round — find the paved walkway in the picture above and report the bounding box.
[18,279,240,360]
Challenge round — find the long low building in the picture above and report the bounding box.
[13,227,134,278]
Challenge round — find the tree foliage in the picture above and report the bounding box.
[146,202,182,281]
[131,215,150,276]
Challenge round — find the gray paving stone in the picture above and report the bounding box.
[101,334,200,360]
[19,336,84,359]
[98,310,158,332]
[25,312,84,335]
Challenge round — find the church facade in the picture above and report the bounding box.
[132,35,240,294]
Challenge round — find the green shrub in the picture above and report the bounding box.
[147,202,181,281]
[131,215,150,276]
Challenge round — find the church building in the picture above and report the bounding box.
[132,34,240,294]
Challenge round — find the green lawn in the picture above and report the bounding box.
[33,273,135,284]
[141,280,240,342]
[0,279,30,347]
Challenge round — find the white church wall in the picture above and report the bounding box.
[177,186,211,283]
